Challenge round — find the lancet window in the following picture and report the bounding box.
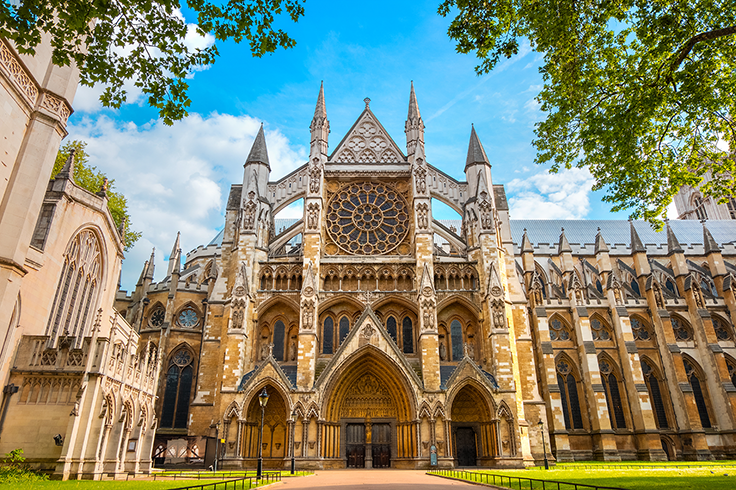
[641,359,669,429]
[273,320,286,361]
[599,357,626,429]
[161,348,194,429]
[727,357,736,387]
[450,319,463,360]
[683,358,712,428]
[45,229,102,347]
[322,317,334,354]
[556,358,584,430]
[339,316,350,345]
[402,317,414,353]
[386,316,398,344]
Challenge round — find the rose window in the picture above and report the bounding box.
[177,308,198,328]
[149,308,165,327]
[326,182,409,255]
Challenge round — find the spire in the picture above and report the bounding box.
[703,222,720,254]
[405,81,425,156]
[310,81,330,158]
[465,125,490,170]
[594,227,609,254]
[144,248,155,280]
[56,148,76,181]
[666,221,683,255]
[521,228,534,253]
[173,248,182,274]
[136,260,148,286]
[630,220,645,253]
[558,228,572,254]
[245,123,270,170]
[167,231,181,276]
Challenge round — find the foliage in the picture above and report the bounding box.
[439,0,736,225]
[0,448,48,483]
[53,140,141,250]
[1,0,305,125]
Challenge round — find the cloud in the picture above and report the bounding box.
[67,112,307,290]
[506,167,596,219]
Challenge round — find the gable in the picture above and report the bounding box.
[329,109,406,164]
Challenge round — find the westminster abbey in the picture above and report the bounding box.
[2,64,736,477]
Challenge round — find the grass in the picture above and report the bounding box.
[434,462,736,490]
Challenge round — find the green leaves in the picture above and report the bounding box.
[1,1,304,125]
[53,141,142,250]
[440,0,736,226]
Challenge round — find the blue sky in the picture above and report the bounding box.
[66,0,635,291]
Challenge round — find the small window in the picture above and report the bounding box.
[631,317,653,341]
[549,318,573,341]
[590,318,612,341]
[671,317,693,341]
[713,317,733,341]
[386,316,397,343]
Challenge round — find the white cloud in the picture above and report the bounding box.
[507,167,596,219]
[67,112,307,290]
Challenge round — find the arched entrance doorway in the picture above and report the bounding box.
[450,384,494,467]
[323,347,416,468]
[241,385,288,468]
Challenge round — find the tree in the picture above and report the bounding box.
[439,0,736,224]
[53,141,142,250]
[1,0,305,125]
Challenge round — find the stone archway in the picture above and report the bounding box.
[241,385,288,468]
[450,384,494,467]
[322,347,417,468]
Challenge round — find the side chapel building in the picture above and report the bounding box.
[113,84,736,469]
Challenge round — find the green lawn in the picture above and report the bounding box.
[458,463,736,490]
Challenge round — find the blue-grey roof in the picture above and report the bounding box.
[509,220,736,256]
[208,228,225,246]
[281,365,297,386]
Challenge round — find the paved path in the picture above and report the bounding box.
[280,470,482,489]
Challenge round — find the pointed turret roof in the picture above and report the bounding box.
[465,125,490,170]
[408,81,421,121]
[136,260,148,286]
[173,249,181,274]
[314,81,326,120]
[521,228,534,253]
[703,222,720,254]
[144,248,156,280]
[594,227,609,254]
[167,231,181,276]
[245,124,270,170]
[558,228,572,254]
[630,220,646,253]
[666,221,683,255]
[56,148,76,181]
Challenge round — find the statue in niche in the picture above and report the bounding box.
[307,203,319,229]
[290,339,297,361]
[466,341,475,360]
[439,340,447,361]
[309,159,321,193]
[414,160,427,194]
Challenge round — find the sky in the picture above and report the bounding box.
[65,0,645,291]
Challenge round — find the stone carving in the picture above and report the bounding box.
[652,280,665,309]
[340,373,395,418]
[492,305,506,329]
[439,341,447,361]
[309,159,321,193]
[332,114,403,163]
[690,275,705,308]
[0,41,39,105]
[570,275,585,305]
[414,159,427,194]
[40,92,71,124]
[307,202,319,230]
[479,192,494,230]
[243,199,257,230]
[416,202,429,229]
[362,324,375,339]
[301,299,314,330]
[290,339,297,361]
[611,275,624,306]
[421,298,435,330]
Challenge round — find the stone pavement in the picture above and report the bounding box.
[280,470,484,489]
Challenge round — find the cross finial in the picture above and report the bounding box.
[364,97,371,108]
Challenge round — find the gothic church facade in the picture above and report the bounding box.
[115,84,736,469]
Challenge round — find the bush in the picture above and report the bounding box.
[0,449,48,482]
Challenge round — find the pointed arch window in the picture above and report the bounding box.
[549,317,573,341]
[728,198,736,219]
[727,358,736,387]
[386,316,397,343]
[273,320,285,361]
[590,317,612,341]
[556,359,583,429]
[630,277,641,297]
[671,317,693,341]
[322,317,333,354]
[713,316,734,342]
[339,316,350,345]
[45,229,102,348]
[402,317,413,353]
[631,316,654,341]
[450,319,463,360]
[599,358,626,429]
[161,349,194,429]
[694,196,708,220]
[641,359,669,428]
[683,359,712,428]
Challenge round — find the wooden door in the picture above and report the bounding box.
[455,427,477,467]
[346,424,365,468]
[371,424,391,468]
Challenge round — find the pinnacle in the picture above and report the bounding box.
[630,220,646,253]
[594,227,609,254]
[465,125,490,170]
[408,81,421,121]
[702,222,720,255]
[314,81,326,120]
[245,123,270,170]
[521,228,534,254]
[666,221,684,255]
[558,228,572,254]
[57,148,76,181]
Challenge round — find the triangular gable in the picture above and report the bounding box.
[314,306,423,391]
[329,108,406,163]
[237,355,294,394]
[444,355,499,393]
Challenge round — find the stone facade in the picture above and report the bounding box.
[116,84,736,469]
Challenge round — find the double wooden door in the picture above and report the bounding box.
[345,423,391,468]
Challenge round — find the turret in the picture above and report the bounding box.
[666,221,688,277]
[310,81,329,159]
[405,81,424,156]
[557,228,574,272]
[630,220,650,276]
[594,228,612,273]
[242,123,271,203]
[167,231,181,277]
[703,222,726,277]
[464,125,493,197]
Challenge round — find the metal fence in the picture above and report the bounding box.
[427,469,629,490]
[152,471,282,489]
[556,464,736,470]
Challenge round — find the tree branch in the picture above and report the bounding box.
[671,26,736,72]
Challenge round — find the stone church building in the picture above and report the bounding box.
[112,83,736,469]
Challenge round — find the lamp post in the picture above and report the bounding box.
[256,388,270,479]
[209,421,220,472]
[538,419,549,470]
[290,411,297,474]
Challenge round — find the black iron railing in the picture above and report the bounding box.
[152,471,282,489]
[556,464,736,470]
[427,469,629,490]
